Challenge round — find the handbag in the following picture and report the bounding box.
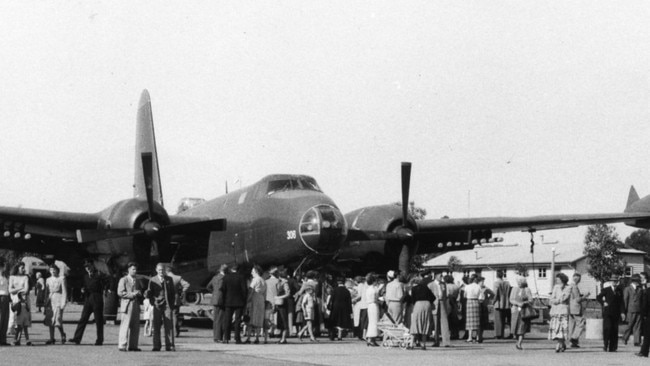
[520,303,538,320]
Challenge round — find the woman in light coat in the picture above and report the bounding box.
[510,276,533,350]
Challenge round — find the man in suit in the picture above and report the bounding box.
[220,263,247,344]
[428,271,450,347]
[597,274,625,352]
[165,265,190,337]
[117,262,142,351]
[146,262,176,351]
[206,264,228,343]
[568,273,590,348]
[493,270,511,339]
[636,278,650,357]
[623,274,644,346]
[70,261,109,345]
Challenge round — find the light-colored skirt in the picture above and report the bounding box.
[366,303,379,338]
[548,314,568,340]
[409,301,432,336]
[465,299,480,330]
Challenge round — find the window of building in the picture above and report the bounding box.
[625,266,633,277]
[538,268,547,278]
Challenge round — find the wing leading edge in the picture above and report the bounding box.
[415,212,650,235]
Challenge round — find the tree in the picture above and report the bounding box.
[625,229,650,254]
[447,255,462,274]
[515,262,528,277]
[584,224,626,284]
[392,201,427,220]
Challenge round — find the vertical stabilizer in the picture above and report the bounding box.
[625,185,640,212]
[134,90,163,206]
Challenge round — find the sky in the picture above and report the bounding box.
[1,1,649,246]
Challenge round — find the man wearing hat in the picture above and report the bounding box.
[623,274,644,346]
[384,270,404,324]
[596,274,625,352]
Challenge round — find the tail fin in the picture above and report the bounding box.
[625,185,640,212]
[134,90,163,206]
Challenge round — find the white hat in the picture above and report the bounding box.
[387,270,395,279]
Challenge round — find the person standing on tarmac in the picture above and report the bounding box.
[70,260,109,346]
[165,265,189,337]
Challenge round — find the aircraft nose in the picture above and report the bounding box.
[299,205,347,255]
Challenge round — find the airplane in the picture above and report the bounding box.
[2,89,650,302]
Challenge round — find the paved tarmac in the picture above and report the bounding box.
[1,304,647,366]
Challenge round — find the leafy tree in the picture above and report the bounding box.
[392,201,427,220]
[447,255,462,274]
[584,224,626,284]
[625,229,650,254]
[515,262,528,277]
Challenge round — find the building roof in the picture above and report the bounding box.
[422,242,646,269]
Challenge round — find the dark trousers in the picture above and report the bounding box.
[224,307,243,342]
[213,306,225,341]
[0,295,9,345]
[494,308,509,338]
[152,306,174,350]
[640,318,650,356]
[359,309,368,337]
[73,293,104,343]
[603,316,619,351]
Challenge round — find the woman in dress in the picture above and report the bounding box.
[464,274,481,342]
[365,273,380,347]
[409,276,435,350]
[34,272,46,313]
[548,273,571,352]
[510,276,533,350]
[9,263,30,336]
[244,265,267,344]
[45,265,67,344]
[328,278,353,340]
[298,285,317,341]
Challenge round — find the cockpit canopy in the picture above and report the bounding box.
[266,176,321,196]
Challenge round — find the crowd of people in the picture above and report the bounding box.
[2,257,650,357]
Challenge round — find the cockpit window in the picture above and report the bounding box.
[267,177,322,195]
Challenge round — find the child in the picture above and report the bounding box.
[12,293,31,346]
[143,297,153,337]
[297,286,316,341]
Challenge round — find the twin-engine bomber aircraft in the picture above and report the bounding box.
[2,90,650,296]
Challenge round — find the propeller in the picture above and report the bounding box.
[398,162,414,272]
[76,152,226,244]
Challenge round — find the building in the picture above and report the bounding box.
[422,242,647,299]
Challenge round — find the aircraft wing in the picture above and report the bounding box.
[0,206,100,241]
[414,212,650,234]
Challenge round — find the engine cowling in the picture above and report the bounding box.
[91,198,170,271]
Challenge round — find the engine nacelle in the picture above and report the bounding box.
[89,198,170,271]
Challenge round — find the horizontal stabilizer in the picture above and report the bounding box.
[626,185,640,212]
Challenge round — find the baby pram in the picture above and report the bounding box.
[377,313,414,350]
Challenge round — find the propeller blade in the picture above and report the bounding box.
[163,218,227,236]
[401,162,412,224]
[141,152,156,221]
[76,228,144,243]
